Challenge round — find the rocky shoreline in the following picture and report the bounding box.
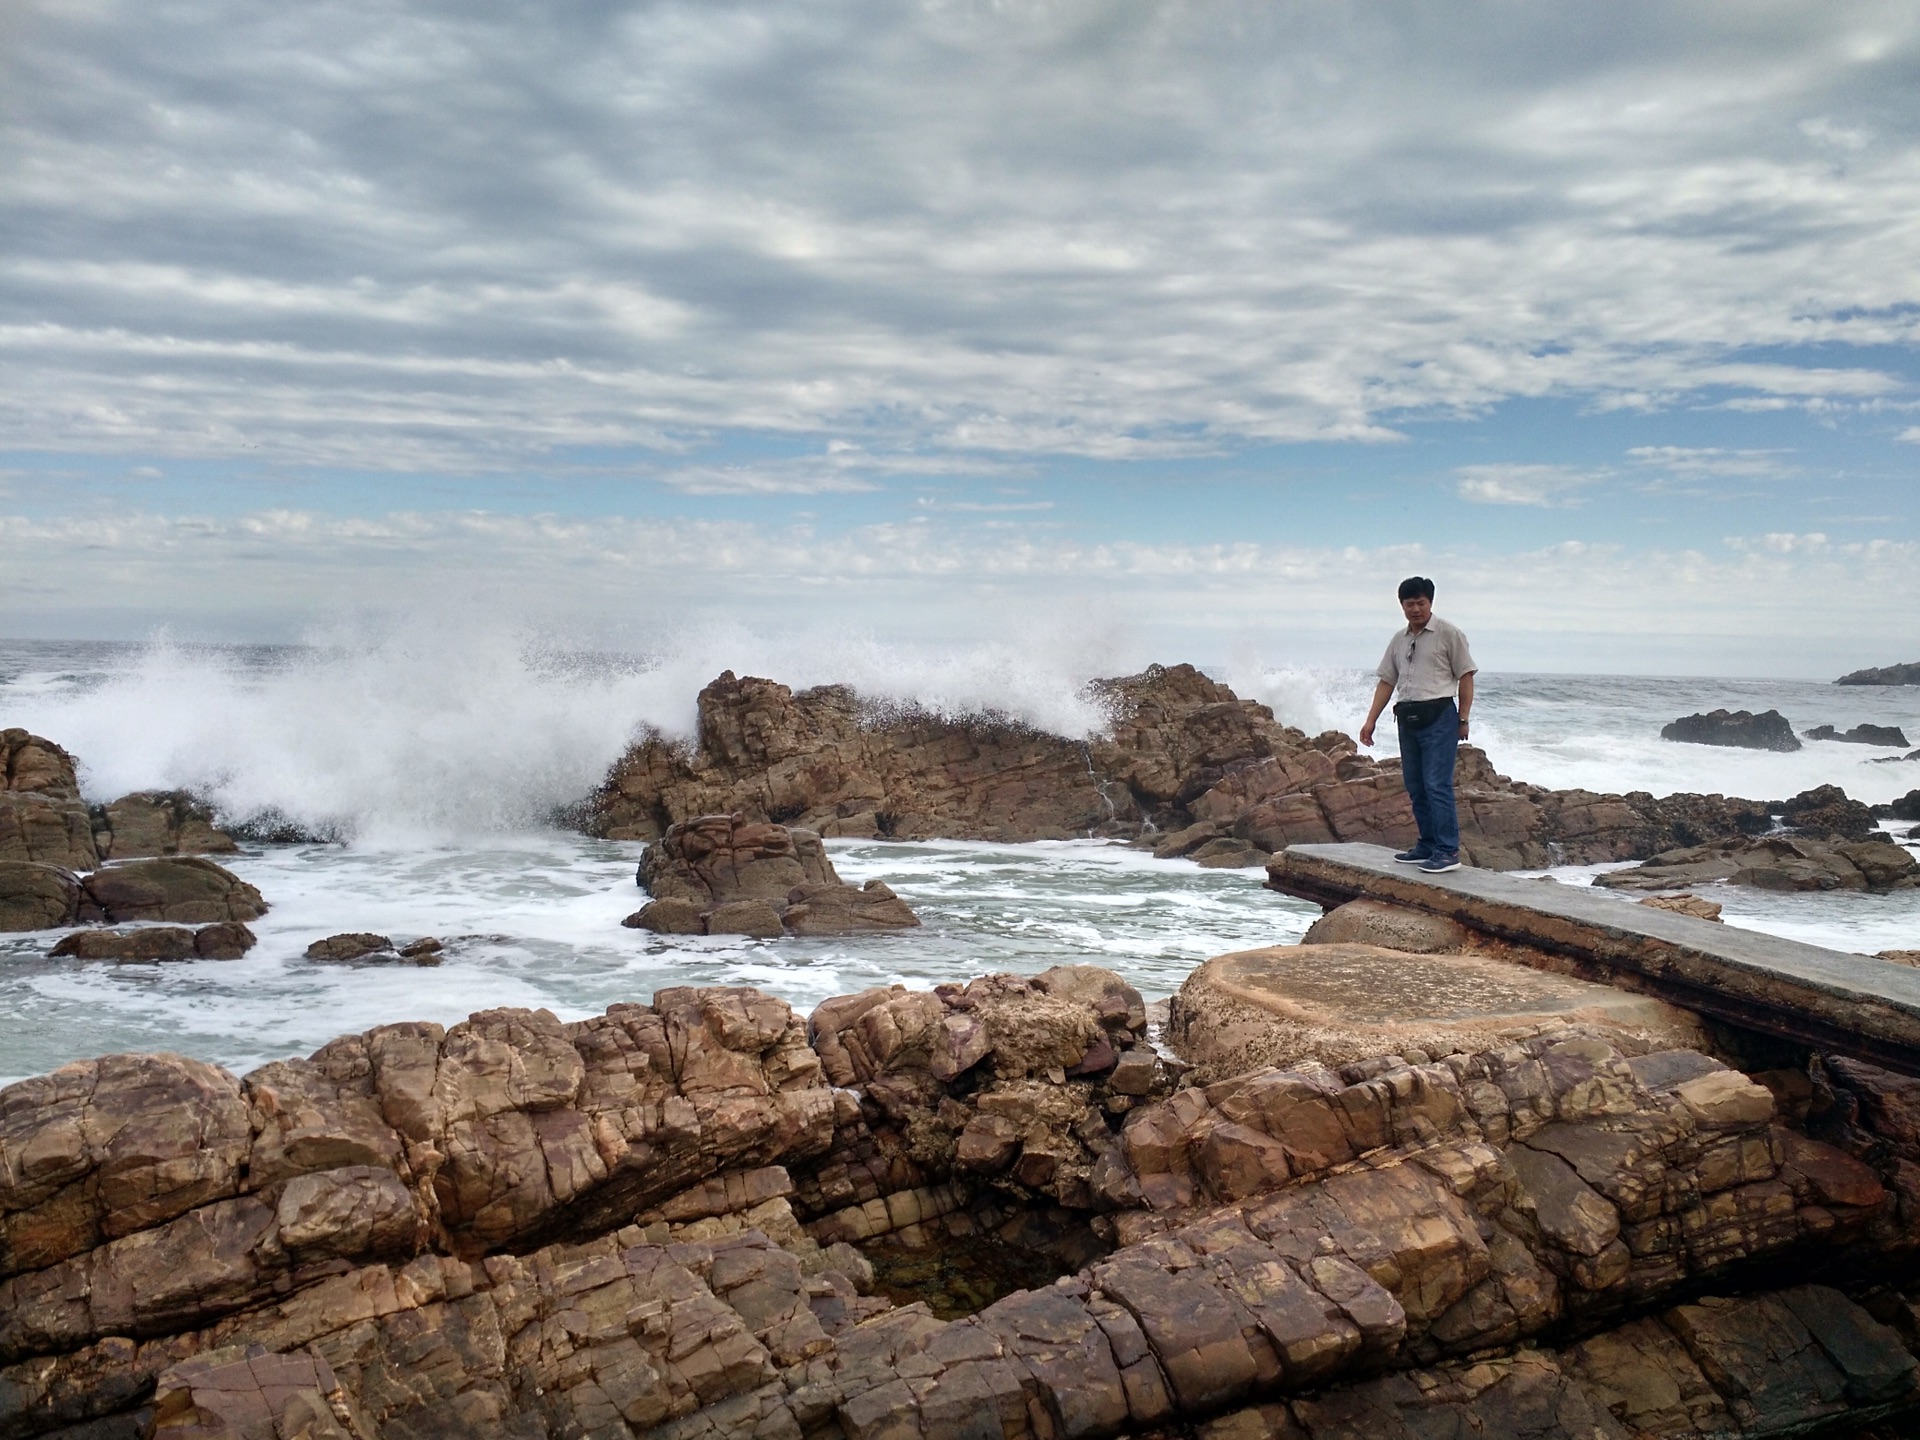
[6,665,1920,1436]
[4,934,1920,1439]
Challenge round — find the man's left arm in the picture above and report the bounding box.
[1457,671,1475,740]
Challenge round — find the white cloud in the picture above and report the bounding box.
[1,2,1918,468]
[1456,464,1600,506]
[1626,446,1794,477]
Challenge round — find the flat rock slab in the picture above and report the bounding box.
[1268,842,1920,1070]
[1174,942,1703,1075]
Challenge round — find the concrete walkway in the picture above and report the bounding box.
[1267,842,1920,1071]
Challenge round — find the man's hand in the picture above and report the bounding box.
[1458,718,1470,740]
[1359,721,1375,747]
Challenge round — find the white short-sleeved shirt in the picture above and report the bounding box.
[1377,617,1477,702]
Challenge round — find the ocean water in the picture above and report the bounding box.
[4,631,1920,1086]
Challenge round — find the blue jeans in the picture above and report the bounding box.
[1398,700,1460,857]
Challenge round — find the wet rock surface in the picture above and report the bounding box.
[4,949,1920,1440]
[1806,722,1911,747]
[1595,834,1920,895]
[50,922,256,961]
[583,667,1790,872]
[624,814,921,937]
[1661,709,1802,752]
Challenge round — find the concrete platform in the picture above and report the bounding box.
[1267,842,1920,1071]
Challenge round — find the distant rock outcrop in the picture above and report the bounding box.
[1804,722,1910,747]
[1837,661,1920,685]
[624,814,921,937]
[1661,708,1801,752]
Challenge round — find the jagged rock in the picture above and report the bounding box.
[93,790,238,860]
[784,879,921,935]
[78,856,268,923]
[1661,709,1801,752]
[628,814,920,937]
[0,860,82,931]
[51,922,256,962]
[1806,722,1911,747]
[1778,783,1878,839]
[1639,893,1723,921]
[584,672,1803,873]
[304,932,394,961]
[1595,835,1919,895]
[1,729,81,799]
[0,730,96,871]
[1837,661,1920,686]
[2,975,1917,1440]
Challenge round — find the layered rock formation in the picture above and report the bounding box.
[585,668,1790,873]
[1661,709,1801,752]
[625,815,922,937]
[6,956,1920,1439]
[0,731,238,871]
[0,731,254,933]
[1595,835,1920,895]
[0,730,96,871]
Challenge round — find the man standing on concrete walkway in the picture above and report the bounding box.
[1358,576,1478,873]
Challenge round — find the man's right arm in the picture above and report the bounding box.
[1359,679,1393,747]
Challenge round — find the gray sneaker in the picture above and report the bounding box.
[1418,853,1461,874]
[1393,846,1431,863]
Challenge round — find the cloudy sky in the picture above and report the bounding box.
[3,0,1918,673]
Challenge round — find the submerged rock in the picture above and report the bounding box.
[51,922,256,961]
[1661,708,1801,752]
[624,813,921,937]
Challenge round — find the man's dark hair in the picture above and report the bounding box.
[1397,575,1435,602]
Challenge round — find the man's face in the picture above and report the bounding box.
[1400,594,1432,628]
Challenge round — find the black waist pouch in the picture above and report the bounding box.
[1393,697,1452,730]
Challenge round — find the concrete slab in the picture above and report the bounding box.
[1267,842,1920,1071]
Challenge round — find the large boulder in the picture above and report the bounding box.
[0,860,82,931]
[0,730,96,871]
[1661,708,1801,752]
[95,791,238,859]
[50,923,256,961]
[1805,722,1910,746]
[625,814,919,937]
[78,856,268,923]
[1778,783,1877,839]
